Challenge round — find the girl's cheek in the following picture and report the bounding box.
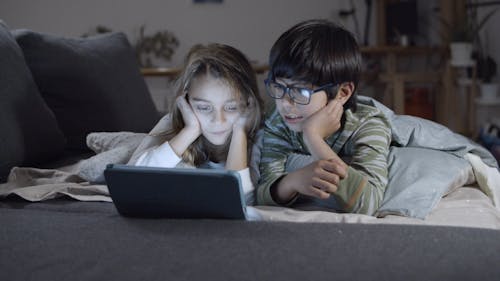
[193,112,209,126]
[229,112,241,123]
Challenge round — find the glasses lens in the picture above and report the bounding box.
[266,82,285,98]
[289,87,311,105]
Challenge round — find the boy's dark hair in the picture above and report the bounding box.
[268,19,361,111]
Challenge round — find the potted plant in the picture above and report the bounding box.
[135,25,179,68]
[83,24,179,68]
[473,5,499,101]
[475,51,498,101]
[440,5,497,66]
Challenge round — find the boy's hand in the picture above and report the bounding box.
[177,94,201,137]
[302,99,343,139]
[275,158,348,201]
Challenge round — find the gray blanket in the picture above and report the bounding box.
[358,96,497,166]
[358,96,498,217]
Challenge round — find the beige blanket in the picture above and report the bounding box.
[0,166,110,202]
[1,156,499,230]
[1,132,499,230]
[250,187,500,229]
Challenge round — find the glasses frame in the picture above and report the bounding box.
[264,79,337,105]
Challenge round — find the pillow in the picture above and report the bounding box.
[375,146,474,219]
[77,132,147,183]
[13,30,161,150]
[0,20,66,182]
[86,131,147,154]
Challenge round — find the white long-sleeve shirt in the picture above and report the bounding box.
[133,140,255,205]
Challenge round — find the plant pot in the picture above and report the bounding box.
[450,42,473,66]
[480,83,499,102]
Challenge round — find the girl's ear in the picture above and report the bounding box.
[334,82,354,105]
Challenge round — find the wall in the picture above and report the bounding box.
[1,0,378,110]
[0,0,376,67]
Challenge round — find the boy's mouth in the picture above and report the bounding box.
[283,114,303,124]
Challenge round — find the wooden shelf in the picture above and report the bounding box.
[361,45,446,116]
[361,46,446,55]
[141,64,269,78]
[475,97,500,106]
[141,67,182,77]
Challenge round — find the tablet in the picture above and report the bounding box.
[104,164,248,219]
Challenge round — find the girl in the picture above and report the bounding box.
[129,43,264,205]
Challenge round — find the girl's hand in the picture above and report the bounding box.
[233,97,253,133]
[302,99,343,140]
[168,94,201,157]
[176,94,201,137]
[274,158,348,201]
[226,98,253,171]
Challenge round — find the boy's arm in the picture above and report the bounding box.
[258,130,344,205]
[302,131,347,167]
[342,118,390,214]
[305,116,391,215]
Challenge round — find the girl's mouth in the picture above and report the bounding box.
[210,130,228,135]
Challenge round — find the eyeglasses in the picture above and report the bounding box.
[264,79,337,105]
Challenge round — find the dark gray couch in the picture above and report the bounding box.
[0,20,160,182]
[2,198,500,281]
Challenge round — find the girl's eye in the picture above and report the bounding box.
[224,104,239,112]
[196,105,213,112]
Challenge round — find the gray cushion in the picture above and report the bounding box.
[0,20,66,182]
[13,30,160,150]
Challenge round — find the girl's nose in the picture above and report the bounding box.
[213,110,226,123]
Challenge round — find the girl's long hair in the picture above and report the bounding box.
[162,43,263,166]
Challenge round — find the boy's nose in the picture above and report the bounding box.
[281,94,296,107]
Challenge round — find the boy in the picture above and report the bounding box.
[257,19,391,215]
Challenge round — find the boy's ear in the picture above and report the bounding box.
[335,82,354,105]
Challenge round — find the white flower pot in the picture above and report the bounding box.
[480,83,499,102]
[450,42,473,66]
